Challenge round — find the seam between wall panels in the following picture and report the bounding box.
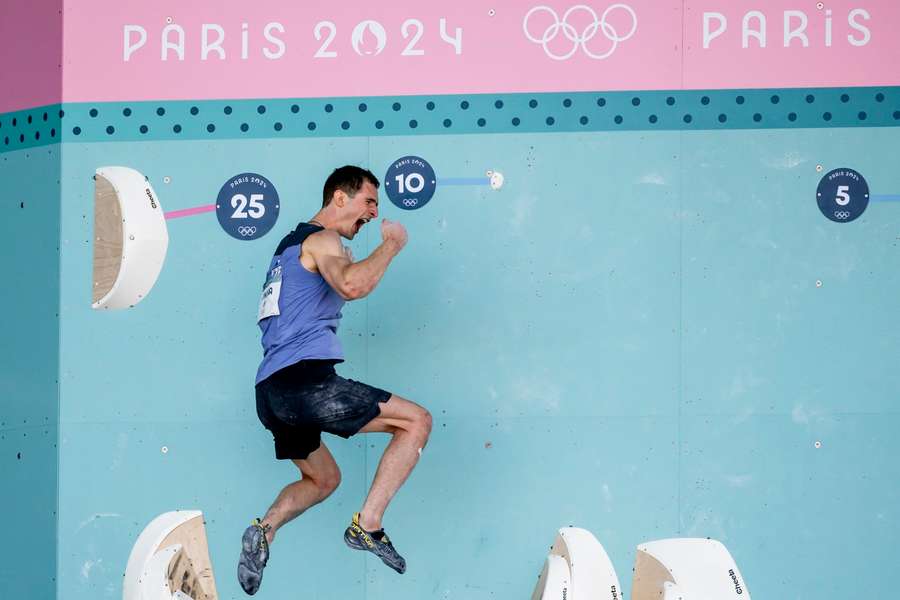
[676,129,684,536]
[56,2,66,596]
[677,0,685,538]
[54,152,62,600]
[680,0,685,92]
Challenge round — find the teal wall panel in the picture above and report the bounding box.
[58,421,369,599]
[0,425,59,598]
[58,139,373,424]
[681,129,900,417]
[40,106,900,599]
[56,139,375,598]
[365,133,682,419]
[680,414,900,599]
[0,146,60,597]
[364,417,679,599]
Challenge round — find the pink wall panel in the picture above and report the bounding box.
[6,1,898,111]
[683,0,900,89]
[61,0,679,102]
[0,0,63,112]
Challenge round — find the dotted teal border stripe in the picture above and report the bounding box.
[2,87,899,153]
[0,107,63,152]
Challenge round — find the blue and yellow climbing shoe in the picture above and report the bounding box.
[343,513,407,574]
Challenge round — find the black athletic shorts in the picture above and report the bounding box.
[255,359,392,460]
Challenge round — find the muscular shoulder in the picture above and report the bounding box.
[300,229,343,272]
[303,229,342,254]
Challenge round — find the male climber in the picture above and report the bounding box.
[238,166,432,595]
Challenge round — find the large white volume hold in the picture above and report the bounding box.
[531,554,571,600]
[632,538,750,600]
[93,166,169,309]
[123,510,218,600]
[545,527,622,600]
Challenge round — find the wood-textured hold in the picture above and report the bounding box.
[92,175,124,304]
[159,515,218,600]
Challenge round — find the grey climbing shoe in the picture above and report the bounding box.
[343,512,407,574]
[238,519,270,595]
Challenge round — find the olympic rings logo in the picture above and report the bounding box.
[834,211,851,220]
[402,199,419,207]
[523,4,637,61]
[238,225,258,236]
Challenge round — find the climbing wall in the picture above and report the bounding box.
[1,2,899,599]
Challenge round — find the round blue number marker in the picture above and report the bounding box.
[384,156,437,210]
[816,168,869,223]
[216,173,280,240]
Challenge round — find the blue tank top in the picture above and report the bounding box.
[255,223,345,384]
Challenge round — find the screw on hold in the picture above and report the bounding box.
[816,2,824,9]
[488,8,496,16]
[166,16,173,24]
[816,280,823,287]
[814,441,822,448]
[816,165,823,172]
[161,446,169,454]
[163,176,171,184]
